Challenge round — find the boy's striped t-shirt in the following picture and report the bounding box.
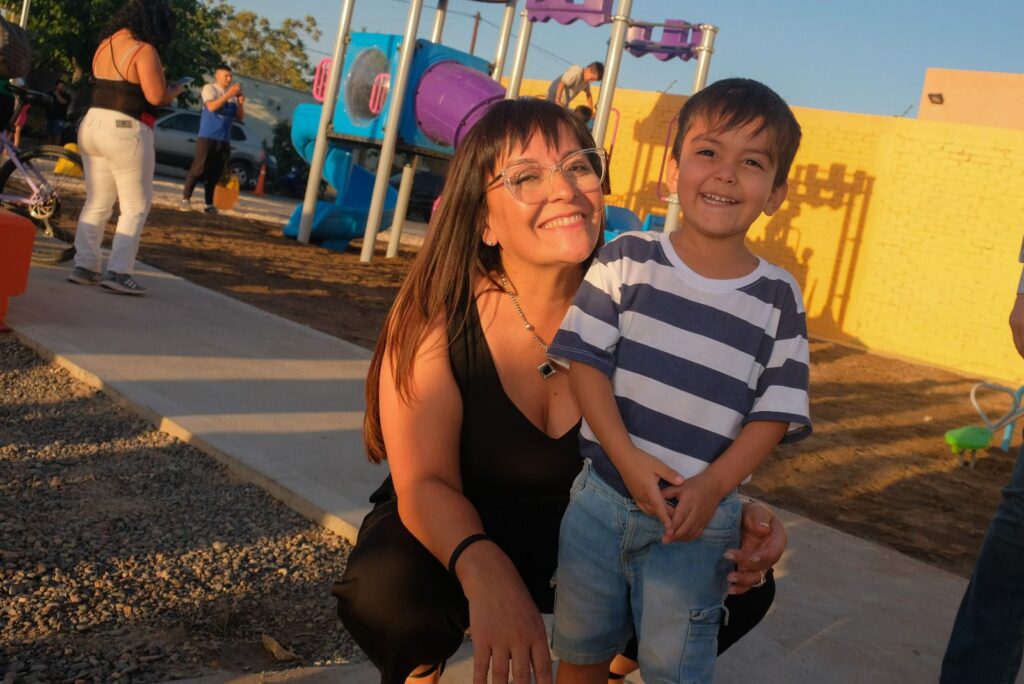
[549,231,811,497]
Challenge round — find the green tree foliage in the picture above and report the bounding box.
[0,1,319,90]
[0,0,222,86]
[209,4,321,89]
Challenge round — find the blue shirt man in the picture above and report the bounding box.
[182,65,245,213]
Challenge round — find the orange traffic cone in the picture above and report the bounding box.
[254,163,267,196]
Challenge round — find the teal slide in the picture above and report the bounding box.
[282,102,397,252]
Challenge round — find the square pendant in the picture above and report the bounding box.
[538,360,557,379]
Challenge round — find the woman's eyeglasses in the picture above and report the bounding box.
[486,148,607,205]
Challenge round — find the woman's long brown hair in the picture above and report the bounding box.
[363,98,599,463]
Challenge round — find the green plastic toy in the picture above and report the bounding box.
[945,382,1024,468]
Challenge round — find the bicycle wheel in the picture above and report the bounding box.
[0,145,85,265]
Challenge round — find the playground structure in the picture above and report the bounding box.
[288,0,719,261]
[945,382,1024,468]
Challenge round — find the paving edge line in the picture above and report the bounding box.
[11,330,362,546]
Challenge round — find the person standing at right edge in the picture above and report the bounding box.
[941,233,1024,683]
[68,0,184,296]
[181,65,244,214]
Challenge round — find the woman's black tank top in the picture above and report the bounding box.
[447,300,582,611]
[91,79,157,125]
[90,37,158,126]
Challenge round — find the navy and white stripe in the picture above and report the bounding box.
[549,231,811,497]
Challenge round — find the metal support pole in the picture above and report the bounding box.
[591,0,633,150]
[664,194,680,232]
[297,0,355,244]
[506,9,532,99]
[387,157,419,258]
[431,0,448,44]
[360,0,425,263]
[469,12,481,54]
[664,25,718,234]
[18,0,30,26]
[691,24,718,93]
[491,0,517,82]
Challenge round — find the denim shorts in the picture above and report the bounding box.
[551,461,741,684]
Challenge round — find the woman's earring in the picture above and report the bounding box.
[484,238,496,247]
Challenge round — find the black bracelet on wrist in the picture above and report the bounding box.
[448,532,492,581]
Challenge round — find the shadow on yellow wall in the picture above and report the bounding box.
[751,163,874,348]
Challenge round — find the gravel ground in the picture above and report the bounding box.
[0,334,358,682]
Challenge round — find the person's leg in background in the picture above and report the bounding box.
[181,137,212,210]
[70,111,117,283]
[201,140,230,211]
[941,442,1024,683]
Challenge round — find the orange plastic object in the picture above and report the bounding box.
[213,175,240,211]
[0,209,35,329]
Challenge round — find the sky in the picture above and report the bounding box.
[233,0,1023,118]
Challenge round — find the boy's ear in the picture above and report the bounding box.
[666,157,680,191]
[763,181,788,216]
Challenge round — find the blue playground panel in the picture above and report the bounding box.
[330,32,494,156]
[603,205,642,242]
[603,207,671,243]
[641,213,666,233]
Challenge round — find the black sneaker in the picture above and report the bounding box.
[203,205,218,214]
[100,271,147,296]
[67,266,103,286]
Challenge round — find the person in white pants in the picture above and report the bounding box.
[68,0,183,296]
[73,110,155,291]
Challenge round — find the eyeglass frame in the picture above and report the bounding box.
[484,147,608,205]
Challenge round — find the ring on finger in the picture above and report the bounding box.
[752,570,767,588]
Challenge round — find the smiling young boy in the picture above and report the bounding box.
[547,78,811,684]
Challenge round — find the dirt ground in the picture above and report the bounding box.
[106,206,1018,579]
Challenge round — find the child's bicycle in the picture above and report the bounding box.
[0,83,84,265]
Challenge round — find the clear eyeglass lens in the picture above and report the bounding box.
[507,150,604,203]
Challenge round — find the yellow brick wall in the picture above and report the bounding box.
[516,79,1024,383]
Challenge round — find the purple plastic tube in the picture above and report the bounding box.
[415,61,505,148]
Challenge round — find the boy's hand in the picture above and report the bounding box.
[617,447,683,533]
[661,473,721,542]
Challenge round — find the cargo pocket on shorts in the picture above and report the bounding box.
[677,604,725,681]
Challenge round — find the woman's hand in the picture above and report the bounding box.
[724,501,787,595]
[460,543,553,684]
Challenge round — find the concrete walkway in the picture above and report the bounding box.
[6,261,1012,683]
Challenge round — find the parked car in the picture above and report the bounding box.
[152,108,266,188]
[388,169,446,222]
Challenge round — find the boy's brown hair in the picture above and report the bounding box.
[671,78,801,189]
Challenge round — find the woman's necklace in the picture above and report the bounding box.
[498,271,558,380]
